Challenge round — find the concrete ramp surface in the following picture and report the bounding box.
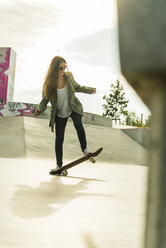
[0,116,147,166]
[0,116,148,248]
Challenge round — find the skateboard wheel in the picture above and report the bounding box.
[60,170,68,176]
[89,157,96,163]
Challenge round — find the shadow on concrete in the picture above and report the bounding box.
[83,233,98,248]
[64,175,106,182]
[11,177,113,219]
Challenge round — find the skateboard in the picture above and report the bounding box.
[49,147,103,176]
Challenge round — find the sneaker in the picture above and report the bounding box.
[50,165,61,173]
[83,148,90,156]
[83,148,96,163]
[50,166,68,176]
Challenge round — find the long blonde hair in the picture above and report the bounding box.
[43,56,67,99]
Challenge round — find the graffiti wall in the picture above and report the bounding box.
[0,47,36,117]
[0,102,36,117]
[0,48,15,104]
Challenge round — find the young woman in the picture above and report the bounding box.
[35,56,96,175]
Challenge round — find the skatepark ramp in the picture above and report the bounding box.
[0,116,147,166]
[0,115,148,248]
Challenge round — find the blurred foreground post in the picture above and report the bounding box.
[117,0,166,247]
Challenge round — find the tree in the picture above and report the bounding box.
[123,111,142,127]
[102,79,129,122]
[144,115,151,127]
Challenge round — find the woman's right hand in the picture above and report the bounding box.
[34,109,39,116]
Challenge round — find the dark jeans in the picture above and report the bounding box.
[55,111,87,167]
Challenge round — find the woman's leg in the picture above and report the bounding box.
[70,111,87,152]
[55,115,68,167]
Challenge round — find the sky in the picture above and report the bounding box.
[1,0,151,121]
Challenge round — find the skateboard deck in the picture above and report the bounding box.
[49,147,103,176]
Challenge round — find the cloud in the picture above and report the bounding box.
[0,0,62,47]
[63,28,120,70]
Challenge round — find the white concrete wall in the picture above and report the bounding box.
[12,102,113,127]
[121,127,151,149]
[82,112,112,127]
[7,48,16,102]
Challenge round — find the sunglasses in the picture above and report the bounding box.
[59,66,67,71]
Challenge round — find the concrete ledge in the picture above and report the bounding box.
[23,103,112,127]
[0,116,26,158]
[83,112,112,127]
[0,102,112,127]
[121,127,151,149]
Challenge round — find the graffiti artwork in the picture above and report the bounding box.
[0,102,36,117]
[0,47,37,117]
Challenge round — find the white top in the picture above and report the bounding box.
[56,85,72,118]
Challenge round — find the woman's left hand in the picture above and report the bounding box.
[93,88,96,94]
